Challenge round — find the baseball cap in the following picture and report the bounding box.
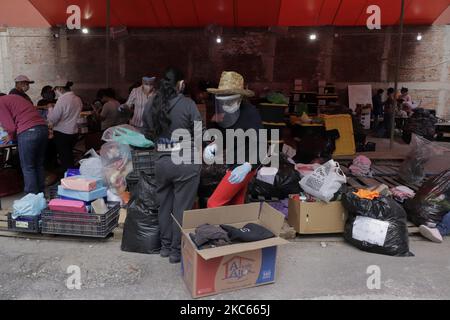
[142,76,156,82]
[14,75,35,84]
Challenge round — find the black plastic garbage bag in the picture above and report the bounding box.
[121,201,161,254]
[121,172,161,254]
[343,192,413,257]
[134,171,159,212]
[404,170,450,227]
[398,134,444,185]
[199,163,228,198]
[249,155,301,199]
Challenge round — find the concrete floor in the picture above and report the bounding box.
[1,235,450,300]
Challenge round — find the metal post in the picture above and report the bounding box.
[106,0,111,87]
[390,0,405,149]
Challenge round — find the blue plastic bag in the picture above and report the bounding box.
[12,193,46,219]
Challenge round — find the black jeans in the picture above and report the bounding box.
[17,125,48,194]
[53,131,78,174]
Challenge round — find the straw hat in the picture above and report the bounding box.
[207,71,254,97]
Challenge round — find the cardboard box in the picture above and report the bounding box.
[288,196,347,234]
[180,203,288,298]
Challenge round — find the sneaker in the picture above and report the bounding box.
[169,254,181,264]
[419,225,443,243]
[160,248,171,258]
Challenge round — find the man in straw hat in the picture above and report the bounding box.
[204,71,263,208]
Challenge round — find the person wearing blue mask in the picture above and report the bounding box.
[205,71,263,208]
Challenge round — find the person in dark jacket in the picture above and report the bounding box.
[372,89,384,130]
[143,67,202,264]
[204,71,263,208]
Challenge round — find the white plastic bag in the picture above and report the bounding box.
[12,193,46,219]
[79,149,104,179]
[299,160,347,202]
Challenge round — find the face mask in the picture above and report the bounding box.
[55,91,62,99]
[216,94,242,114]
[222,100,241,114]
[143,85,152,92]
[22,84,30,93]
[177,81,185,94]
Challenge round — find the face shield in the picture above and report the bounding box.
[214,94,242,128]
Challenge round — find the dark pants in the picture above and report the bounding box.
[437,213,450,237]
[155,156,200,258]
[17,125,48,194]
[53,131,77,174]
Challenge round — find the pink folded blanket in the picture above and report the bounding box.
[48,199,87,214]
[61,177,97,192]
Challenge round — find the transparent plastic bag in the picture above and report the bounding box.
[102,125,139,142]
[102,125,154,148]
[100,142,133,195]
[398,134,447,185]
[12,193,46,219]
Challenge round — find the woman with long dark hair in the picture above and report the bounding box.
[143,67,202,264]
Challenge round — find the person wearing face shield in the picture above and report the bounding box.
[205,71,263,208]
[120,76,156,132]
[142,67,202,264]
[9,75,34,104]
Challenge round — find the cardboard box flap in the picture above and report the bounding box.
[259,203,286,236]
[182,203,261,229]
[196,237,289,260]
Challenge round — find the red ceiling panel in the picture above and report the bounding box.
[110,0,159,27]
[164,0,199,26]
[404,0,450,24]
[25,0,450,28]
[355,0,403,26]
[194,0,235,27]
[333,0,368,26]
[236,0,281,26]
[148,0,172,27]
[278,0,324,26]
[29,0,69,26]
[317,0,341,25]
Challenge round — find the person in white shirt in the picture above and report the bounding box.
[47,82,82,174]
[121,76,156,131]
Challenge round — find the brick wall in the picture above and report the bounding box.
[0,25,449,117]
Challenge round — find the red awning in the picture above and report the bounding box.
[3,0,450,28]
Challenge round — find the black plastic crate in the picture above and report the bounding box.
[126,175,139,195]
[8,213,41,233]
[131,148,157,174]
[41,202,120,238]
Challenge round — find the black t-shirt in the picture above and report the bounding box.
[9,89,32,104]
[213,100,263,170]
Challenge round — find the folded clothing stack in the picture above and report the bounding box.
[349,155,373,177]
[189,223,275,250]
[58,175,107,203]
[48,199,87,214]
[391,186,416,203]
